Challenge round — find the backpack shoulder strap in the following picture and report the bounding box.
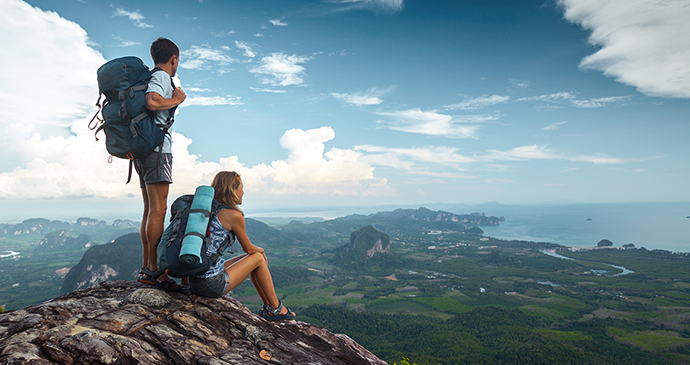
[150,67,175,90]
[149,67,177,132]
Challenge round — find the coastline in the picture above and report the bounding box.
[478,202,690,253]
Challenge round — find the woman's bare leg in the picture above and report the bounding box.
[249,271,270,305]
[224,252,289,315]
[222,255,269,304]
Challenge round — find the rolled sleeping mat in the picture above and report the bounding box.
[179,185,215,264]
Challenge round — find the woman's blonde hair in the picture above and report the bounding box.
[211,171,243,214]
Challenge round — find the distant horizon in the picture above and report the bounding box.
[3,201,688,254]
[2,199,688,225]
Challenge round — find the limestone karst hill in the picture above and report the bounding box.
[341,225,393,262]
[0,280,386,365]
[329,225,402,271]
[61,233,142,294]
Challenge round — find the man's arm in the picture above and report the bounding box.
[146,88,186,111]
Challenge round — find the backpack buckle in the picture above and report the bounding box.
[126,152,134,160]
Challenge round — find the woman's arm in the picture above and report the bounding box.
[217,209,267,261]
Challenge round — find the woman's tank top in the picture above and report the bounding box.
[193,212,234,279]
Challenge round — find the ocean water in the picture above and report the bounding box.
[474,202,690,253]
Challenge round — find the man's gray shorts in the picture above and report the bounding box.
[133,152,173,188]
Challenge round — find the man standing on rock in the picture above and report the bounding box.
[136,37,186,290]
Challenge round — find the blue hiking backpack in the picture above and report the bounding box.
[88,56,176,183]
[156,192,236,278]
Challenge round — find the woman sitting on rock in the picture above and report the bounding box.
[188,171,295,321]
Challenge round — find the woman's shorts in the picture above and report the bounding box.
[189,271,230,298]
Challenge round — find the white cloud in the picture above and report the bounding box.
[168,127,386,198]
[183,96,244,107]
[251,127,382,195]
[331,86,393,106]
[254,33,264,37]
[356,145,475,169]
[0,0,105,171]
[485,178,513,183]
[483,145,623,164]
[0,118,142,199]
[187,87,213,92]
[235,41,256,58]
[328,49,348,57]
[250,87,287,93]
[559,0,690,98]
[517,92,630,108]
[484,145,561,161]
[376,109,493,138]
[269,18,288,26]
[567,155,623,164]
[180,45,237,71]
[213,30,236,37]
[542,121,567,131]
[249,53,313,87]
[415,171,474,179]
[111,35,140,47]
[517,92,576,103]
[351,143,625,177]
[570,96,631,108]
[509,78,532,89]
[444,94,510,110]
[326,0,404,13]
[112,7,152,28]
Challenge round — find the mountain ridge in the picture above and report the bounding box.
[279,207,500,241]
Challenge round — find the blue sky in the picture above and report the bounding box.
[0,0,689,221]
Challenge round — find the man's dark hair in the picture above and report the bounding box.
[150,37,179,65]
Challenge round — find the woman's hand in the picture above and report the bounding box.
[247,245,268,263]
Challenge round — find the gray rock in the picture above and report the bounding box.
[0,280,386,365]
[123,288,172,307]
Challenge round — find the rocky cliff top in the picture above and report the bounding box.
[0,281,386,365]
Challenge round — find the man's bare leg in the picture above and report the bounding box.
[144,182,169,279]
[140,187,150,270]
